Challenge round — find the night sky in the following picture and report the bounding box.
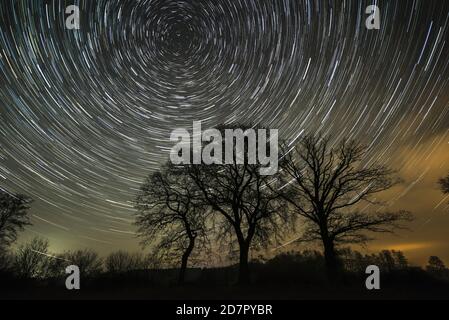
[0,0,448,265]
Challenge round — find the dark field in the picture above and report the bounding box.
[2,256,449,300]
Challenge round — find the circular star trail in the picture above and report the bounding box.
[0,0,448,257]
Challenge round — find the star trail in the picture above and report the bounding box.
[0,0,448,263]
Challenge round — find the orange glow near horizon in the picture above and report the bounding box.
[371,242,437,252]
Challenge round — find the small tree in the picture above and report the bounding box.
[278,135,412,281]
[46,254,70,278]
[378,250,397,272]
[14,237,51,279]
[426,256,448,279]
[135,163,209,285]
[0,188,32,252]
[105,251,148,273]
[60,249,103,277]
[392,250,408,269]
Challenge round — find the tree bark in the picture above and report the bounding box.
[178,237,195,285]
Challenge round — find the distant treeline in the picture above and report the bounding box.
[1,236,448,288]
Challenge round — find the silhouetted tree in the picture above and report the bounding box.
[45,254,70,278]
[426,256,448,279]
[185,125,289,285]
[278,135,412,281]
[105,251,148,273]
[378,250,397,273]
[393,250,408,269]
[14,237,51,278]
[0,188,32,252]
[135,163,209,285]
[60,249,103,277]
[439,174,449,194]
[43,249,103,278]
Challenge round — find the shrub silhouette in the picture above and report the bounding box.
[105,251,149,274]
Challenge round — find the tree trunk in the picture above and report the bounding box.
[178,237,195,285]
[237,241,251,285]
[322,237,339,283]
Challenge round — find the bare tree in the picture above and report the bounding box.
[185,125,289,285]
[439,174,449,194]
[44,249,104,279]
[60,249,103,277]
[14,237,51,279]
[427,256,446,269]
[105,251,148,273]
[278,135,412,281]
[135,162,209,285]
[0,188,32,252]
